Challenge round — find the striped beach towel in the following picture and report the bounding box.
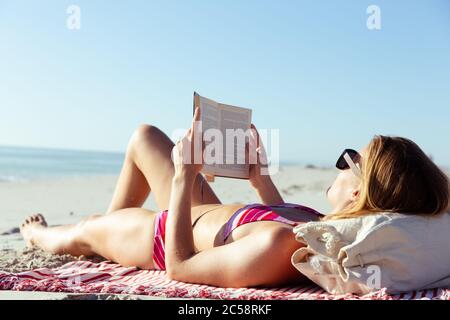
[0,260,448,300]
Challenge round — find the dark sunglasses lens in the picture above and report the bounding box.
[336,149,359,170]
[336,155,348,170]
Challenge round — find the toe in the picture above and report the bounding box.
[37,214,48,226]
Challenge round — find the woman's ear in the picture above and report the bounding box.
[350,186,360,202]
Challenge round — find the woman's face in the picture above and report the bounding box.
[326,147,367,213]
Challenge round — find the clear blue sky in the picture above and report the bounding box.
[1,0,449,166]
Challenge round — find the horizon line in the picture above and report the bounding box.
[0,143,125,156]
[0,143,447,170]
[0,143,331,167]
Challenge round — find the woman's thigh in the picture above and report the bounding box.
[131,125,221,210]
[78,208,158,269]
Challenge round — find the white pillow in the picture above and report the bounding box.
[291,211,450,295]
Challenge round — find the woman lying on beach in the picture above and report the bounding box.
[20,108,450,288]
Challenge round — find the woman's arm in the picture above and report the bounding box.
[252,175,284,205]
[248,124,284,205]
[165,173,197,266]
[166,212,300,287]
[166,176,300,287]
[164,109,299,287]
[164,108,202,270]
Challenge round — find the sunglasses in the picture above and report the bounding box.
[336,149,362,178]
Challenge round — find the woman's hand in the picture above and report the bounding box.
[172,107,204,181]
[246,124,284,205]
[247,124,270,189]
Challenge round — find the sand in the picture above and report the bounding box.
[0,165,336,299]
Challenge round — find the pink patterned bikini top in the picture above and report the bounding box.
[222,203,323,241]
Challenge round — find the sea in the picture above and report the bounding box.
[0,145,447,183]
[0,146,125,182]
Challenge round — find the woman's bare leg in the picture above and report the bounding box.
[21,210,157,269]
[107,124,221,213]
[106,143,150,212]
[19,125,222,268]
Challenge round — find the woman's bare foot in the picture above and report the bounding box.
[20,214,48,247]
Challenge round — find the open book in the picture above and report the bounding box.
[193,92,252,180]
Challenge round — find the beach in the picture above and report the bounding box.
[0,162,336,299]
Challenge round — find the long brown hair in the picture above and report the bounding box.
[325,135,450,220]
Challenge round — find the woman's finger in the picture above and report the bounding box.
[250,124,267,154]
[193,107,201,122]
[250,125,259,146]
[190,107,204,164]
[192,107,200,130]
[188,107,200,141]
[250,124,259,138]
[186,128,192,138]
[245,142,249,164]
[247,141,258,165]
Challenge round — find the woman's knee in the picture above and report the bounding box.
[127,124,163,156]
[132,124,161,145]
[128,124,174,162]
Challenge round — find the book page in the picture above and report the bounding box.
[194,93,252,179]
[216,103,252,179]
[195,94,219,177]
